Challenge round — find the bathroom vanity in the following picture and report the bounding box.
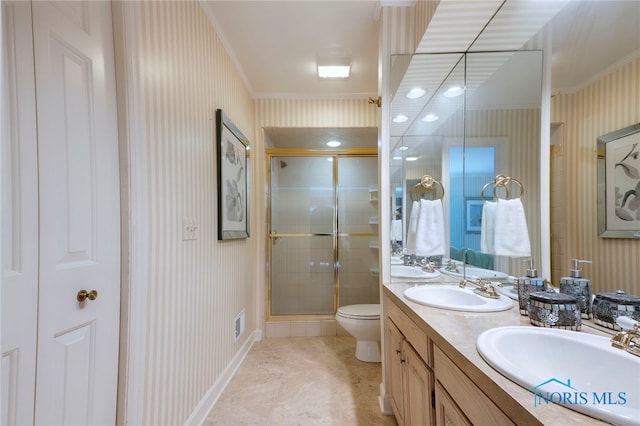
[383,281,613,425]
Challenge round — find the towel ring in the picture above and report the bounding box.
[410,174,445,201]
[481,174,524,201]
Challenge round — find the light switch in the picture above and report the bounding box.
[182,217,198,241]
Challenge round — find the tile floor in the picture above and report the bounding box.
[205,336,398,426]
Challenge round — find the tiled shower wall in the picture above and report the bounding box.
[267,155,379,335]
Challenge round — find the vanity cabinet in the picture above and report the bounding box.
[387,301,435,426]
[434,382,472,426]
[434,346,514,425]
[385,293,514,426]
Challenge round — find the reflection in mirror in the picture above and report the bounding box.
[548,1,639,291]
[390,50,543,280]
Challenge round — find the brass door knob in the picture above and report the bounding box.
[77,289,98,302]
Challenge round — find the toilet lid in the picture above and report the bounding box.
[337,304,380,320]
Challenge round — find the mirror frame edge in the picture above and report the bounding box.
[539,31,553,280]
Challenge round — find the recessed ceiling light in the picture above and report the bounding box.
[399,146,409,151]
[422,114,439,122]
[393,115,409,123]
[405,156,419,162]
[406,88,426,99]
[326,140,341,148]
[444,86,464,98]
[392,156,403,160]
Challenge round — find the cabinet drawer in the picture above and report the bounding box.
[387,299,432,367]
[434,346,514,425]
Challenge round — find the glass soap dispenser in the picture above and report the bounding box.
[516,259,547,315]
[559,259,592,319]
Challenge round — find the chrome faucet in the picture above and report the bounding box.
[461,248,471,277]
[420,258,435,273]
[444,259,459,272]
[459,278,500,299]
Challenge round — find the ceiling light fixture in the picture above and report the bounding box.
[399,146,409,151]
[393,115,409,123]
[406,88,426,99]
[405,156,419,162]
[317,57,351,79]
[326,140,341,148]
[392,156,403,160]
[422,114,439,122]
[444,86,464,98]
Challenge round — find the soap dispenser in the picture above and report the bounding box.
[516,259,547,315]
[559,259,592,319]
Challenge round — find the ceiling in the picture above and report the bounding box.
[201,0,379,99]
[202,0,640,148]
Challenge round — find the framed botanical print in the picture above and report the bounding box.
[216,109,250,240]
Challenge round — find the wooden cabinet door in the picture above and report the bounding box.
[405,343,435,426]
[435,382,472,426]
[388,320,405,425]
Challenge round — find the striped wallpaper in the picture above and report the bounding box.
[413,0,439,51]
[254,98,379,128]
[551,57,639,295]
[134,2,255,424]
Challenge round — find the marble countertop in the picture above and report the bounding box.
[383,278,611,425]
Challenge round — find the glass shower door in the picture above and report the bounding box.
[337,157,379,307]
[269,156,336,316]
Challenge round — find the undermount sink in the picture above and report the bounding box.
[477,326,640,425]
[391,265,440,279]
[403,285,513,312]
[440,265,509,280]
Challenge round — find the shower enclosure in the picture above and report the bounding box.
[268,154,379,319]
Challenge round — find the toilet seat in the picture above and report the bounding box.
[336,304,380,320]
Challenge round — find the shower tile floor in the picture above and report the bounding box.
[205,336,398,426]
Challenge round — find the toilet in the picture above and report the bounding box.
[336,304,381,362]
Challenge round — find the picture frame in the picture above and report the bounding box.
[597,123,640,238]
[465,197,483,233]
[216,109,250,240]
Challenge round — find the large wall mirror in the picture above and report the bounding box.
[388,0,639,290]
[390,50,543,280]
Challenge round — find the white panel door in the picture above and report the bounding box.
[1,2,39,425]
[31,1,121,425]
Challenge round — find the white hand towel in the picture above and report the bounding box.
[494,198,531,257]
[415,199,446,257]
[480,201,497,254]
[391,219,403,242]
[405,201,420,254]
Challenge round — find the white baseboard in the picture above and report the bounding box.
[184,330,260,425]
